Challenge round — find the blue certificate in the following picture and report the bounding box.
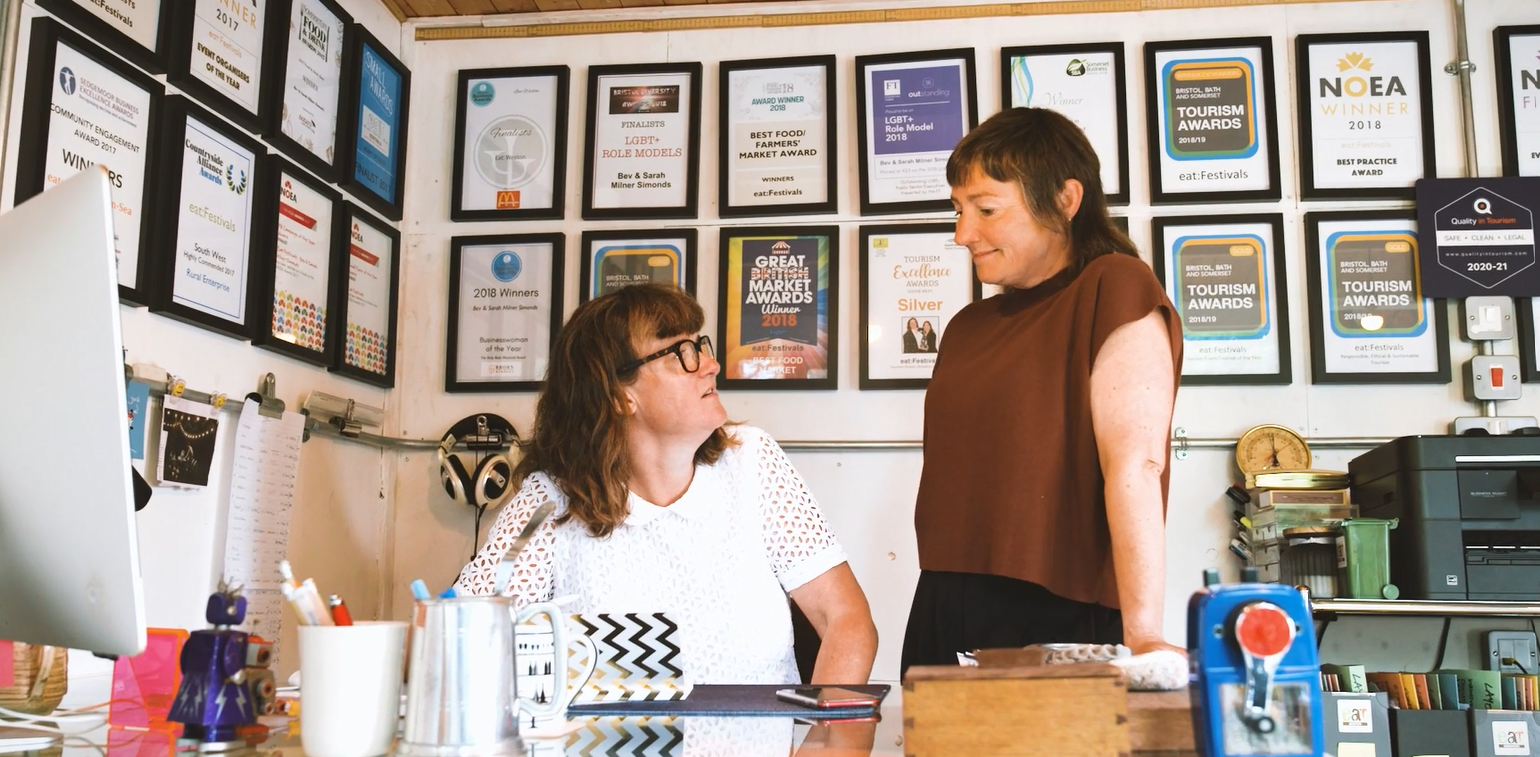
[353,41,403,209]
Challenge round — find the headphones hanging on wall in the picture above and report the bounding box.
[438,414,518,509]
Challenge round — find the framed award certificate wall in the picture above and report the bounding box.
[167,0,274,134]
[15,17,163,306]
[1144,37,1281,204]
[37,0,173,74]
[858,223,979,389]
[338,26,411,222]
[446,233,564,392]
[717,226,839,390]
[855,48,978,216]
[718,55,837,218]
[1151,214,1291,385]
[1296,32,1435,200]
[451,66,571,222]
[1001,43,1130,205]
[261,0,352,183]
[150,97,264,340]
[578,229,697,303]
[1495,25,1540,177]
[251,156,341,366]
[582,62,703,220]
[331,203,400,387]
[1520,298,1540,382]
[1304,210,1451,384]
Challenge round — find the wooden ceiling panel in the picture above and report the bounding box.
[488,0,543,11]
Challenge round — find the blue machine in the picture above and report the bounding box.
[1188,568,1324,757]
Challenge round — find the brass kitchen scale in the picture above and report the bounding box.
[1236,424,1350,490]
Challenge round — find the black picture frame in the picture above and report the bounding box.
[15,17,164,307]
[37,0,173,74]
[1520,298,1540,383]
[854,48,979,216]
[581,62,703,221]
[1495,25,1540,178]
[717,225,840,391]
[999,42,1130,206]
[578,228,698,304]
[336,25,411,222]
[446,233,566,393]
[1143,36,1282,205]
[330,202,400,387]
[259,0,354,184]
[450,65,571,222]
[249,155,342,366]
[1304,209,1451,385]
[149,97,265,340]
[857,222,981,390]
[166,0,276,135]
[717,55,838,218]
[1295,32,1435,200]
[1150,213,1292,386]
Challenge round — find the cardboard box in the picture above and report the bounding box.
[1393,708,1472,757]
[1327,691,1392,756]
[1469,710,1540,757]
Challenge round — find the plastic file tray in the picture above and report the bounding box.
[565,684,889,718]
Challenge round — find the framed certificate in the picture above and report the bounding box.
[15,18,163,307]
[37,0,172,74]
[1296,32,1434,200]
[1144,37,1281,204]
[717,226,839,390]
[331,203,400,387]
[578,229,697,303]
[251,156,340,366]
[451,66,571,221]
[167,0,273,134]
[856,49,977,216]
[718,55,837,217]
[858,223,979,389]
[1151,214,1291,385]
[149,97,263,340]
[582,62,702,220]
[1520,298,1540,382]
[1304,210,1451,384]
[338,26,410,222]
[261,0,352,183]
[446,234,564,392]
[1001,43,1129,205]
[1495,25,1540,178]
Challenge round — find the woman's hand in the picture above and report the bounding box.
[788,562,879,684]
[1125,637,1187,657]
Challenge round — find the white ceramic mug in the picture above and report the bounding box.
[299,621,408,757]
[513,611,596,728]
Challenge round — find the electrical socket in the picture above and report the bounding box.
[1486,630,1539,674]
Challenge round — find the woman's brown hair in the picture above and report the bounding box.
[514,283,735,538]
[946,107,1137,274]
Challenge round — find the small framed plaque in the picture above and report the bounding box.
[855,48,978,216]
[1495,25,1540,178]
[337,26,410,222]
[150,97,263,340]
[446,233,564,392]
[718,55,837,217]
[37,0,173,74]
[261,0,352,183]
[1001,43,1129,205]
[1304,209,1451,384]
[452,66,571,222]
[858,223,979,389]
[250,156,341,366]
[15,17,164,306]
[717,226,839,390]
[167,0,274,134]
[331,203,400,387]
[578,229,697,303]
[1144,36,1281,204]
[582,62,703,220]
[1520,298,1540,382]
[1151,214,1291,385]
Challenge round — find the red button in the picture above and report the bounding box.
[1492,366,1506,390]
[1235,602,1294,658]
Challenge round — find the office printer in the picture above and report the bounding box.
[1349,435,1540,600]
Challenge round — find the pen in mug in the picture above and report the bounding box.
[328,594,353,626]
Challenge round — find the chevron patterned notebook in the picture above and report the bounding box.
[570,613,692,703]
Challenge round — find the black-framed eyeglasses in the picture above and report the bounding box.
[618,335,715,375]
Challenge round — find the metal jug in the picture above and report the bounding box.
[396,597,574,757]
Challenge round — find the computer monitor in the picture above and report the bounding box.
[0,167,146,656]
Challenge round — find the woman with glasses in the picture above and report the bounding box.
[456,283,878,686]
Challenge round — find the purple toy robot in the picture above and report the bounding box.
[168,582,258,745]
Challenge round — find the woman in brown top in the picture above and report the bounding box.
[900,108,1184,673]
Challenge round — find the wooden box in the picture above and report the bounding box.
[902,662,1130,756]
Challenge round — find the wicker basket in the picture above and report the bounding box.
[0,642,68,715]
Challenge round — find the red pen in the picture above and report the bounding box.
[327,594,353,626]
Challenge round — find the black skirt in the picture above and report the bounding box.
[899,570,1124,676]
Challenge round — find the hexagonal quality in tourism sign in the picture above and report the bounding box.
[1416,177,1540,297]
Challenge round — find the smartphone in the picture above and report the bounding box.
[775,686,880,709]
